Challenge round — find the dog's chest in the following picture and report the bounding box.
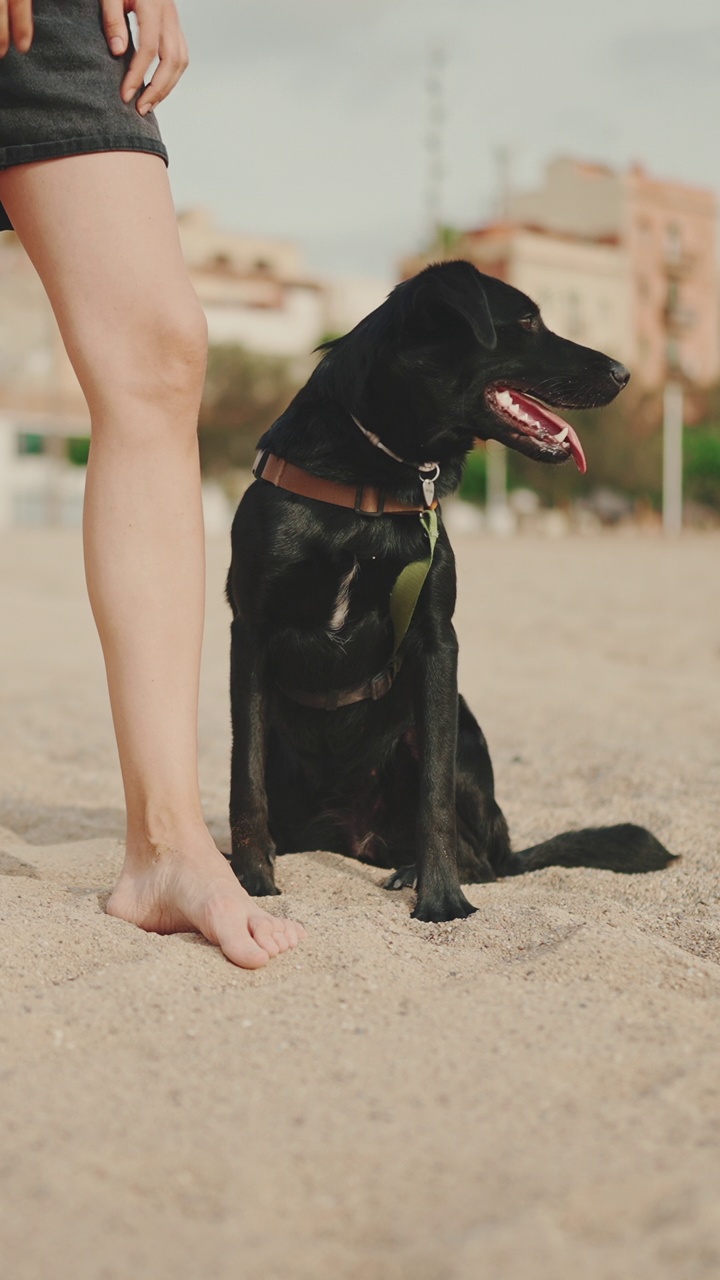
[326,558,359,633]
[322,555,402,636]
[269,553,402,638]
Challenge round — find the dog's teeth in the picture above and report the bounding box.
[555,426,569,443]
[497,390,513,408]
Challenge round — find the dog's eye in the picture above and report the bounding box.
[518,315,540,332]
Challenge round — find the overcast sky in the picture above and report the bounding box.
[157,0,720,277]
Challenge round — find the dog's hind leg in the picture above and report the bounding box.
[453,698,676,878]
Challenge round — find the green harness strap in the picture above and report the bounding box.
[388,508,439,658]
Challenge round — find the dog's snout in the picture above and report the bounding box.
[609,361,630,388]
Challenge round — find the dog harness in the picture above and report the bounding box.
[252,434,440,709]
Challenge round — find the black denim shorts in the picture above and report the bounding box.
[0,0,167,230]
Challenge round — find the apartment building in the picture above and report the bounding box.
[402,158,719,390]
[508,158,719,388]
[402,222,633,367]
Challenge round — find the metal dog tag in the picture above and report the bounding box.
[420,463,440,508]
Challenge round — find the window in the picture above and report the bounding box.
[665,223,682,264]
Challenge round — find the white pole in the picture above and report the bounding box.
[0,415,13,530]
[662,381,683,536]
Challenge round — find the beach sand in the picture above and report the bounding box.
[1,524,719,1280]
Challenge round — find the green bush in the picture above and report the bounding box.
[684,424,720,507]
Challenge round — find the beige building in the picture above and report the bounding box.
[0,211,391,524]
[177,208,325,360]
[177,209,391,357]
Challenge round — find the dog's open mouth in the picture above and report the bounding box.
[485,386,587,474]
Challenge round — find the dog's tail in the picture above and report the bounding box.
[498,823,677,877]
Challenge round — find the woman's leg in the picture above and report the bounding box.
[0,152,304,968]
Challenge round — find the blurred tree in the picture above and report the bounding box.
[458,446,487,502]
[198,345,299,473]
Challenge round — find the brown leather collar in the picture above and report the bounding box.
[253,449,438,516]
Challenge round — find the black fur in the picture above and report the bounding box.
[226,261,676,923]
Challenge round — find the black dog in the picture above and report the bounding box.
[226,260,674,923]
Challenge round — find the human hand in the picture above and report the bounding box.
[101,0,189,115]
[0,0,33,57]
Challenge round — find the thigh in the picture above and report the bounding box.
[0,152,202,390]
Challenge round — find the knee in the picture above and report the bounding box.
[154,298,209,403]
[79,292,209,421]
[156,298,209,403]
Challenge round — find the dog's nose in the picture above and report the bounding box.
[609,361,630,388]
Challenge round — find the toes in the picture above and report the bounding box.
[249,916,281,957]
[220,934,272,969]
[281,921,305,948]
[249,913,307,957]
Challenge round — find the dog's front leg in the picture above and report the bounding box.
[410,632,477,922]
[229,615,279,896]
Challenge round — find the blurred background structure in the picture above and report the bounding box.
[1,0,720,533]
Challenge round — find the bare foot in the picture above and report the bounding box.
[106,824,306,969]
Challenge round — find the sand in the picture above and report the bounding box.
[1,523,719,1280]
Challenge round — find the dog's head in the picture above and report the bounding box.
[318,260,630,474]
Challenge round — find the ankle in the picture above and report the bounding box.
[126,802,209,861]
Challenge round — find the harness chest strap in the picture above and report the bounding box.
[389,507,438,656]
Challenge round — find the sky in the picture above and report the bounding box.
[157,0,720,278]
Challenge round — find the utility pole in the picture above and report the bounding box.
[485,144,513,525]
[494,144,512,222]
[661,236,689,536]
[662,381,683,535]
[425,45,446,252]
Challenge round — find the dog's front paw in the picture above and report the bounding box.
[384,865,418,891]
[412,887,477,923]
[230,859,281,897]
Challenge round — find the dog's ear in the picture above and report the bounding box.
[413,265,497,351]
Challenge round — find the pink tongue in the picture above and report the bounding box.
[565,424,587,475]
[512,391,587,475]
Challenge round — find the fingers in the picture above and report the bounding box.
[120,0,160,105]
[135,26,188,114]
[1,0,34,57]
[101,0,128,57]
[122,0,188,115]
